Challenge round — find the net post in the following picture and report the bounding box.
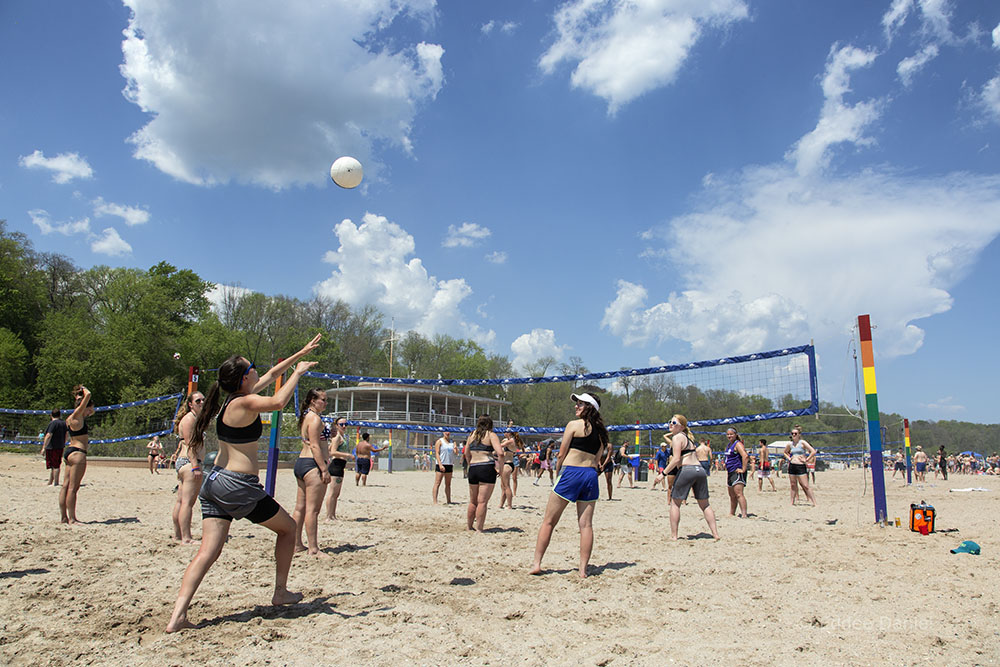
[904,418,912,485]
[187,366,199,396]
[858,315,888,523]
[265,359,285,496]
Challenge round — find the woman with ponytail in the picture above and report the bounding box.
[530,392,608,578]
[663,414,720,540]
[165,334,320,633]
[291,388,342,556]
[171,391,205,543]
[59,384,94,524]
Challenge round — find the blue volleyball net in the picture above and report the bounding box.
[0,393,184,450]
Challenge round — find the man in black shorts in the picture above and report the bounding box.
[41,409,67,486]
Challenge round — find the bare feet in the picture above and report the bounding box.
[165,618,196,633]
[308,550,331,559]
[294,545,308,554]
[271,589,303,606]
[528,565,543,575]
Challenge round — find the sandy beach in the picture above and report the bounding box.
[0,453,997,666]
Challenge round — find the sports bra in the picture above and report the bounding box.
[216,396,262,444]
[468,438,495,455]
[569,429,602,455]
[68,419,88,437]
[789,443,806,457]
[678,434,696,456]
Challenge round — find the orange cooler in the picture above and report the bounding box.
[910,502,935,533]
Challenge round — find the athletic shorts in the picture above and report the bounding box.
[45,448,63,469]
[666,466,679,477]
[701,460,712,476]
[727,470,748,487]
[294,457,320,481]
[671,465,709,501]
[553,465,599,503]
[788,462,808,476]
[916,462,927,472]
[200,467,281,523]
[436,464,454,474]
[894,462,905,471]
[328,458,347,478]
[601,461,615,474]
[756,469,770,478]
[356,458,372,475]
[467,463,497,485]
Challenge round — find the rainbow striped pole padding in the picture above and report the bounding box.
[904,418,912,485]
[858,314,888,523]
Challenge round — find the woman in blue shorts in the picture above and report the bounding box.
[530,392,609,578]
[166,335,320,632]
[663,414,720,540]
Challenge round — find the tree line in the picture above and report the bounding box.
[1,219,994,455]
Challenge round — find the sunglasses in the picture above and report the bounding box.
[669,420,680,425]
[336,422,348,427]
[193,398,205,404]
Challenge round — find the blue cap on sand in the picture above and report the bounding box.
[950,540,981,555]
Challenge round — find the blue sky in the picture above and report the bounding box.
[2,0,998,423]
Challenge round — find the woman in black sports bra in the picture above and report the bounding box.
[464,415,504,532]
[663,414,720,540]
[59,384,94,525]
[166,334,320,633]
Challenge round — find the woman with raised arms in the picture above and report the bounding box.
[59,385,95,524]
[165,335,320,633]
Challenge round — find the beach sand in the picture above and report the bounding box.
[1,453,997,665]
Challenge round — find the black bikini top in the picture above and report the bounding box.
[68,419,88,437]
[216,396,262,444]
[679,434,696,456]
[569,429,602,455]
[468,438,494,455]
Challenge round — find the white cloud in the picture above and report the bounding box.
[788,44,881,175]
[18,150,94,184]
[882,0,913,41]
[649,355,667,366]
[921,396,966,413]
[510,328,568,372]
[608,165,1000,360]
[983,76,1000,122]
[205,283,254,314]
[92,197,150,226]
[500,21,518,34]
[315,212,495,347]
[896,43,939,86]
[119,0,443,189]
[993,22,1000,49]
[481,20,495,34]
[90,227,133,256]
[28,209,91,236]
[485,250,507,264]
[539,0,749,114]
[442,222,491,248]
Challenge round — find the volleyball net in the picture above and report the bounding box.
[0,393,184,455]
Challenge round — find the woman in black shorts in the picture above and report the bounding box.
[323,418,354,520]
[464,415,504,532]
[165,335,319,632]
[292,389,332,557]
[663,414,720,540]
[782,425,817,507]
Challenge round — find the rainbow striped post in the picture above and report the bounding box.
[858,315,888,523]
[904,418,912,485]
[264,360,285,496]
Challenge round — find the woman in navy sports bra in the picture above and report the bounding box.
[530,392,608,578]
[59,384,94,524]
[464,415,504,532]
[166,334,320,633]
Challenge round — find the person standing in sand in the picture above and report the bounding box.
[171,391,205,544]
[432,431,456,504]
[616,441,634,489]
[497,431,518,509]
[146,436,164,474]
[59,385,94,525]
[782,426,817,507]
[663,414,720,541]
[936,445,948,481]
[599,435,615,500]
[724,428,749,518]
[354,433,384,486]
[41,408,67,486]
[165,335,319,633]
[530,392,608,578]
[650,441,670,492]
[464,416,504,532]
[292,389,333,557]
[323,418,354,520]
[913,446,928,482]
[756,438,776,492]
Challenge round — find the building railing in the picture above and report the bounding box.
[333,410,480,427]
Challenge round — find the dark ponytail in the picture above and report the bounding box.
[579,401,608,447]
[298,388,325,428]
[189,355,246,450]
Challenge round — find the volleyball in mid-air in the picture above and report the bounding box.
[330,156,363,189]
[173,352,181,360]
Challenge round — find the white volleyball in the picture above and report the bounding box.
[330,156,363,189]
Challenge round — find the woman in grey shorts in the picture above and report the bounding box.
[663,414,720,541]
[166,335,320,633]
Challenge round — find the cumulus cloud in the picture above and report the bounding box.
[896,43,939,86]
[119,0,444,189]
[607,165,1000,359]
[993,22,1000,49]
[90,227,133,256]
[510,329,568,372]
[205,283,254,314]
[28,209,91,236]
[484,250,507,264]
[315,212,494,346]
[539,0,749,114]
[18,150,94,184]
[788,44,881,175]
[92,197,150,226]
[442,222,491,248]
